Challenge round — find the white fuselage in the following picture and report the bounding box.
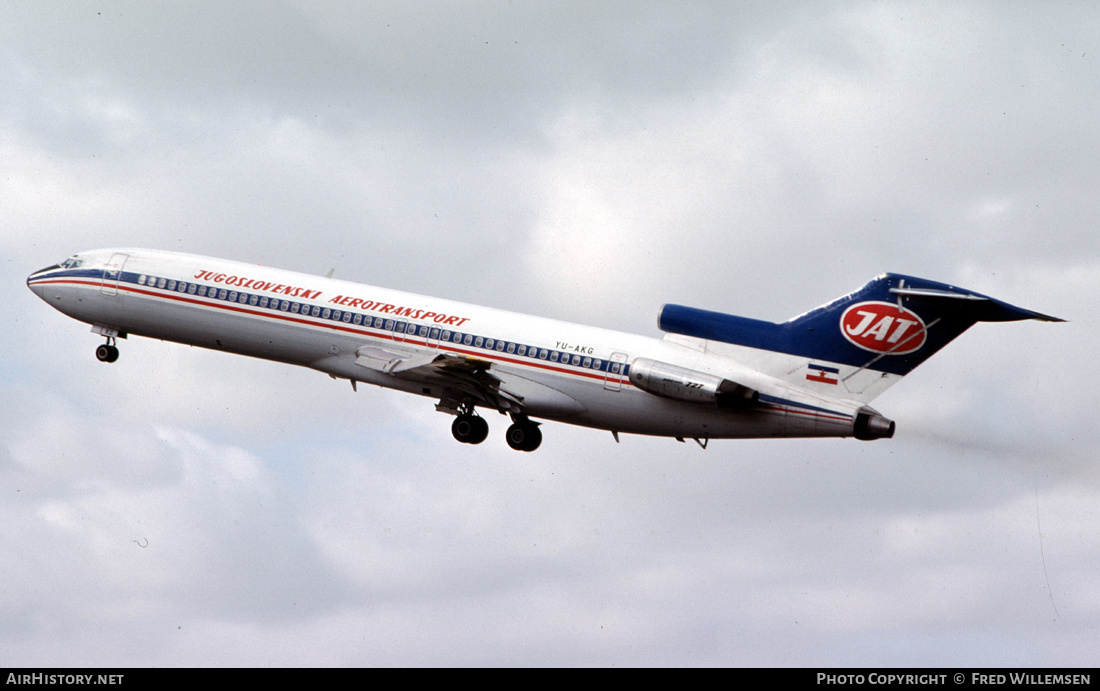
[27,248,866,444]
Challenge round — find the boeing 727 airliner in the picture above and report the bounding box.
[27,249,1061,451]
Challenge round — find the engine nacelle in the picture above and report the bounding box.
[854,408,895,440]
[629,358,758,409]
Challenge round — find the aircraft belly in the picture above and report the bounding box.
[534,370,855,439]
[493,370,586,417]
[92,290,332,365]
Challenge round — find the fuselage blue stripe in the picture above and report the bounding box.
[35,270,856,424]
[32,273,633,387]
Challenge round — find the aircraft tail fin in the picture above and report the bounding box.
[659,273,1062,402]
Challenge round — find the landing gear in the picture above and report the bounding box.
[505,420,542,452]
[95,340,119,363]
[445,403,542,451]
[452,413,489,444]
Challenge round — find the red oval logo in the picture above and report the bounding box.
[840,301,927,354]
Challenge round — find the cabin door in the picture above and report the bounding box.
[100,253,129,296]
[604,352,628,391]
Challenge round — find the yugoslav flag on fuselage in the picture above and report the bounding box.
[659,273,1063,378]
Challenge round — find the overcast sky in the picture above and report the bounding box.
[2,1,1098,667]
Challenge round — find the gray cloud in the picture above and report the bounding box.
[2,0,1096,666]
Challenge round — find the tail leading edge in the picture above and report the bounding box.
[659,273,1062,401]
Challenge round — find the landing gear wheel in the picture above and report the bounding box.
[506,422,542,452]
[95,344,119,363]
[452,414,489,444]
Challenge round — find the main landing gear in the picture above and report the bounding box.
[449,408,542,452]
[95,338,120,363]
[451,413,489,445]
[505,419,541,452]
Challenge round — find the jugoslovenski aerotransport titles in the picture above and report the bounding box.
[27,249,1062,452]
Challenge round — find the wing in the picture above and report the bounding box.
[353,345,584,418]
[355,345,516,411]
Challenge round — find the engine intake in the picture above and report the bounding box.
[629,358,759,409]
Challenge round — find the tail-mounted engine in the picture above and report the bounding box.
[853,408,895,440]
[629,358,758,409]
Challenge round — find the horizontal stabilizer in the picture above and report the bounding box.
[888,285,1064,323]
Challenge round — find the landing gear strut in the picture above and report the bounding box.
[95,338,119,363]
[451,413,489,444]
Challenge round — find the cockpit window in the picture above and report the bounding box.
[61,257,84,269]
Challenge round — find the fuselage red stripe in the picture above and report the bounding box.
[32,275,854,423]
[31,276,633,387]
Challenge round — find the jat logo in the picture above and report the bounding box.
[840,301,926,354]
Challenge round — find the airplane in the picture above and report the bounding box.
[27,248,1062,451]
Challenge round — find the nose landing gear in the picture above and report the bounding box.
[95,338,120,363]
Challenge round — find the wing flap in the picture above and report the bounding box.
[351,346,583,417]
[354,347,494,375]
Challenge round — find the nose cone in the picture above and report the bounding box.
[27,264,61,301]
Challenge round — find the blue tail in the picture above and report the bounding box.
[659,273,1062,377]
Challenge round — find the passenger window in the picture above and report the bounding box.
[168,280,177,291]
[157,278,167,289]
[539,349,548,359]
[582,357,591,368]
[197,286,206,296]
[430,328,440,340]
[592,358,601,370]
[517,345,526,356]
[343,312,352,323]
[474,337,484,348]
[239,293,249,303]
[291,303,300,313]
[496,341,505,351]
[385,319,394,331]
[188,284,197,295]
[249,295,259,306]
[138,275,147,285]
[218,289,228,300]
[178,282,187,293]
[228,291,238,302]
[442,331,451,341]
[506,343,515,354]
[550,351,559,362]
[484,338,494,350]
[464,334,473,345]
[311,306,321,317]
[353,314,362,325]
